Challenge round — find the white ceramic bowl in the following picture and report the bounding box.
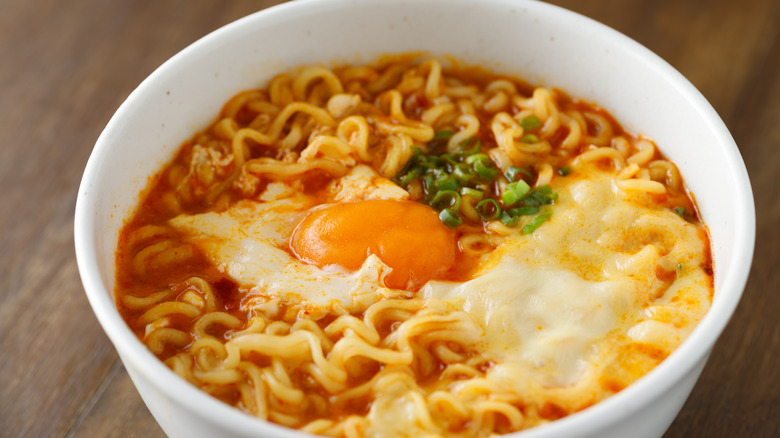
[74,0,755,437]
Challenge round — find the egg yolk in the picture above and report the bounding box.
[290,200,457,290]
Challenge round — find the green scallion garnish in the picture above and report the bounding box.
[474,159,499,181]
[460,137,482,155]
[520,133,539,143]
[520,115,541,131]
[434,175,459,192]
[535,185,552,195]
[440,153,459,166]
[508,206,539,216]
[393,134,557,229]
[439,208,463,228]
[431,190,461,211]
[558,166,571,176]
[421,174,435,192]
[460,187,485,200]
[522,188,556,207]
[464,153,490,165]
[522,210,552,234]
[501,180,531,206]
[397,170,418,186]
[500,210,521,227]
[453,163,476,184]
[476,199,502,220]
[506,166,532,182]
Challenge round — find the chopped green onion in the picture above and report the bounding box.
[673,207,688,218]
[506,166,533,182]
[520,133,539,143]
[476,199,502,220]
[474,159,499,181]
[522,210,552,234]
[523,190,555,207]
[431,190,461,211]
[422,174,435,192]
[460,187,484,200]
[523,195,540,207]
[465,153,491,165]
[500,211,521,227]
[440,153,459,166]
[558,166,571,176]
[676,263,684,274]
[397,170,418,186]
[434,175,459,192]
[532,192,549,205]
[520,115,541,131]
[453,163,476,184]
[439,208,462,228]
[535,185,552,195]
[390,136,560,230]
[429,167,446,179]
[420,155,444,169]
[509,206,539,216]
[460,138,482,155]
[501,180,531,206]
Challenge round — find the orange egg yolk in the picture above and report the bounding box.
[290,200,457,291]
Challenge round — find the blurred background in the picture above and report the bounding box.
[0,0,777,437]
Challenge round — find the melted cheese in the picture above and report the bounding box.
[423,262,634,386]
[426,170,711,388]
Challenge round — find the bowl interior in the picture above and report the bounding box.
[75,0,754,436]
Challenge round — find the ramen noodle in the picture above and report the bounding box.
[115,55,713,437]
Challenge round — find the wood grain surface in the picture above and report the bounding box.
[0,1,776,437]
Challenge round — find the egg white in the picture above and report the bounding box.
[168,166,413,316]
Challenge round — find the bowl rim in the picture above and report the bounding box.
[74,0,755,436]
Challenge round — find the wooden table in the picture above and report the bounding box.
[1,1,777,436]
